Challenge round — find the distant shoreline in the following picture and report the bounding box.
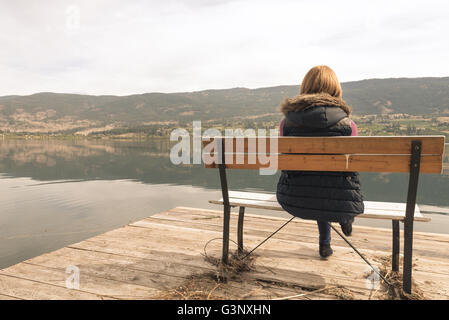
[1,113,448,140]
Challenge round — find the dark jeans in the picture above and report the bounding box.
[317,221,331,245]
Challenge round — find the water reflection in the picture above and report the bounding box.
[0,139,447,206]
[0,176,225,269]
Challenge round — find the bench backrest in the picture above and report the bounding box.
[202,136,445,173]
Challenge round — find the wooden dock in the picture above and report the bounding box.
[0,206,448,300]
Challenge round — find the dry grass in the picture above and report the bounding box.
[153,272,229,300]
[373,255,425,300]
[323,286,355,300]
[152,249,256,300]
[151,241,426,300]
[152,246,359,300]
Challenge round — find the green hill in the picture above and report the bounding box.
[0,77,448,134]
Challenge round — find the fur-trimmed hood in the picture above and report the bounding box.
[279,93,352,129]
[279,93,352,116]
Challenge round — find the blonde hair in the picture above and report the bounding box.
[300,65,342,99]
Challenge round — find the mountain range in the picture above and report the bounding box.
[1,77,448,134]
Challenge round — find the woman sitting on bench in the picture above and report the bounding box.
[276,65,365,259]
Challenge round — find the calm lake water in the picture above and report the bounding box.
[0,138,448,269]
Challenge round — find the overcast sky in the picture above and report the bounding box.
[1,0,449,96]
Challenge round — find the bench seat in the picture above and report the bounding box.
[209,191,431,222]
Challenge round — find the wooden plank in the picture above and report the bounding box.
[0,293,22,300]
[30,246,294,300]
[0,274,109,300]
[419,205,449,215]
[227,191,277,202]
[169,207,448,245]
[150,209,447,260]
[88,222,361,268]
[205,154,443,173]
[208,198,429,222]
[71,237,370,294]
[155,207,449,264]
[136,214,449,278]
[254,245,449,297]
[96,221,379,273]
[170,206,449,247]
[52,245,338,300]
[96,220,449,295]
[22,253,195,294]
[0,263,160,300]
[164,207,448,248]
[223,191,423,213]
[71,225,378,292]
[20,234,304,300]
[202,136,445,155]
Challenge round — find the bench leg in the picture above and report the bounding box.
[403,216,415,294]
[392,220,400,272]
[237,206,245,255]
[217,137,231,266]
[222,204,231,265]
[403,217,415,293]
[402,140,421,294]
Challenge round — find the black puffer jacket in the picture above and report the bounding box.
[276,93,364,223]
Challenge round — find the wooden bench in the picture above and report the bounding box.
[203,135,445,294]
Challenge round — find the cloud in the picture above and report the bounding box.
[0,0,448,95]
